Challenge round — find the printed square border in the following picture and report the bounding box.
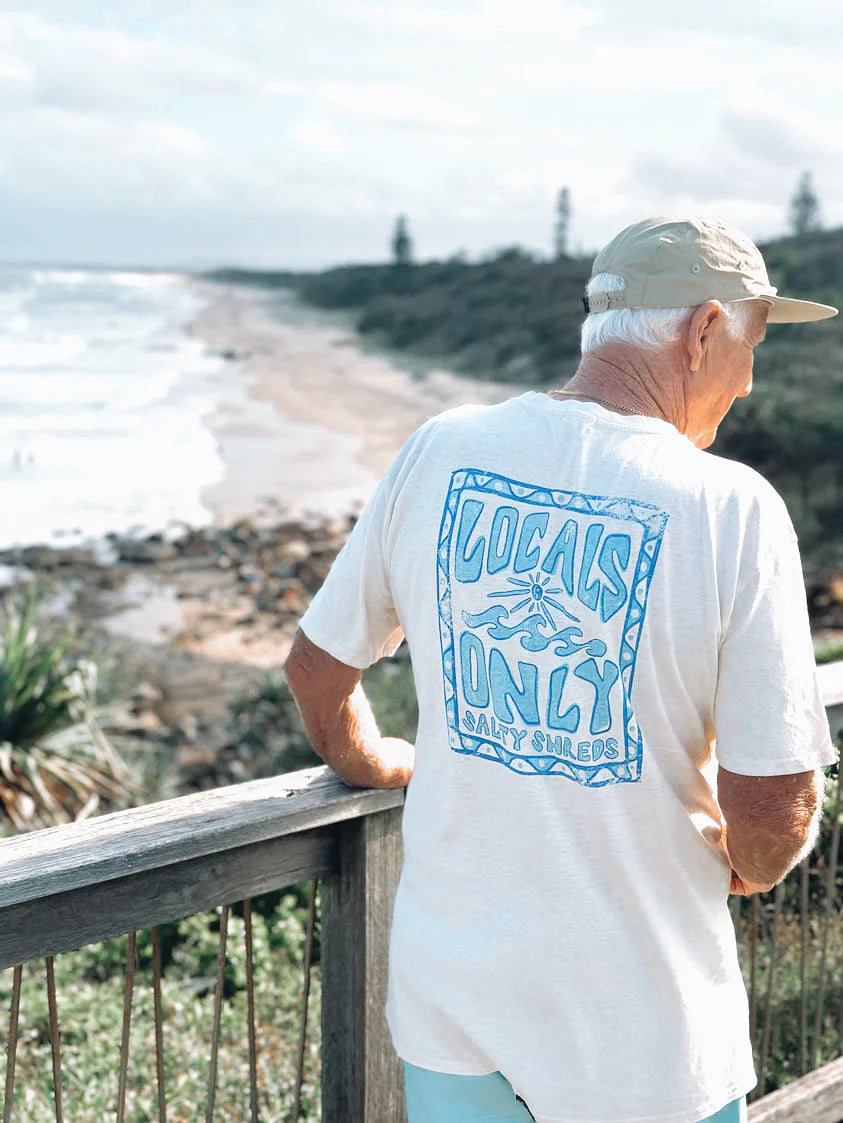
[436,468,669,786]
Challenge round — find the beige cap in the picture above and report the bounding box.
[587,216,838,324]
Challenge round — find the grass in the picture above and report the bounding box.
[0,895,321,1122]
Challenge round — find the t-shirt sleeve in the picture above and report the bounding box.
[296,425,428,669]
[713,498,837,776]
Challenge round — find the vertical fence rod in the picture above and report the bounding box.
[799,859,809,1074]
[116,931,137,1123]
[243,899,259,1123]
[45,956,63,1123]
[291,881,318,1123]
[206,905,229,1123]
[749,894,759,1047]
[755,883,784,1100]
[3,965,22,1123]
[151,927,167,1123]
[811,768,842,1069]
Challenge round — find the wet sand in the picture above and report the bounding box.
[191,283,519,523]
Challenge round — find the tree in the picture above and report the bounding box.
[789,171,821,236]
[554,187,572,259]
[391,215,413,266]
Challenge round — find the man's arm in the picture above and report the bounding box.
[284,628,414,789]
[718,766,823,894]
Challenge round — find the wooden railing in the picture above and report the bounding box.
[0,662,841,1121]
[0,767,405,1121]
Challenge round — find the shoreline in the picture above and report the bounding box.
[191,281,521,525]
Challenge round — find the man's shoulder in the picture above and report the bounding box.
[404,395,527,451]
[697,447,784,501]
[695,448,794,537]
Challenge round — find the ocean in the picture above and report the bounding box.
[0,266,227,550]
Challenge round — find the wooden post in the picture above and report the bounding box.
[321,803,406,1123]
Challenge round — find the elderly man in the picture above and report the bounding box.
[285,217,838,1123]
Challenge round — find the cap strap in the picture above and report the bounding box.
[583,290,628,314]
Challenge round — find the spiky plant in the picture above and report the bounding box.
[0,591,128,830]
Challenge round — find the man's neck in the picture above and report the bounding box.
[552,346,689,432]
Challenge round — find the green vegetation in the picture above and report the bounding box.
[0,592,128,830]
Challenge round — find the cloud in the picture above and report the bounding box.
[290,119,349,154]
[627,104,843,241]
[0,106,217,210]
[311,80,487,134]
[342,0,597,41]
[0,12,276,112]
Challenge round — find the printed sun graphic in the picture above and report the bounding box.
[487,570,579,630]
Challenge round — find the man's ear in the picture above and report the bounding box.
[686,300,725,372]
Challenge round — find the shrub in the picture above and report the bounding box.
[0,591,128,830]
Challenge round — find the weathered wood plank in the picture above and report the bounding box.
[748,1056,843,1122]
[321,806,406,1123]
[0,826,337,969]
[0,766,403,909]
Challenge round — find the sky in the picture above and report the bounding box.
[1,0,842,269]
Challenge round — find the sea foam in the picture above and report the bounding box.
[0,266,228,548]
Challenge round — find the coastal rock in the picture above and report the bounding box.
[228,518,258,546]
[278,540,311,565]
[115,537,177,564]
[102,707,171,740]
[237,563,263,589]
[296,555,334,590]
[10,545,97,571]
[276,580,309,615]
[131,681,164,711]
[176,714,201,743]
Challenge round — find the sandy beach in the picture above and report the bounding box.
[192,283,520,524]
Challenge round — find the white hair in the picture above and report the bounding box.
[580,273,754,355]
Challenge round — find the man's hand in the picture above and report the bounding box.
[284,628,414,789]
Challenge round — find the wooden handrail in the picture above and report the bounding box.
[749,1056,843,1121]
[0,765,402,909]
[0,766,404,970]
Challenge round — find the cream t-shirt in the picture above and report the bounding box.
[299,393,836,1123]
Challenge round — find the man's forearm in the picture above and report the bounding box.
[719,768,823,892]
[300,680,414,789]
[724,819,816,893]
[284,629,414,789]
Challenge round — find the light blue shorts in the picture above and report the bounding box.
[402,1061,748,1123]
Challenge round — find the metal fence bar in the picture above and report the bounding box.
[291,881,318,1123]
[45,956,63,1123]
[749,894,760,1045]
[243,899,259,1123]
[755,883,785,1100]
[811,769,842,1069]
[116,931,136,1123]
[3,964,22,1123]
[799,860,809,1074]
[206,905,229,1123]
[151,927,167,1123]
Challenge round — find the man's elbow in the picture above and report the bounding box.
[719,767,824,890]
[283,636,310,702]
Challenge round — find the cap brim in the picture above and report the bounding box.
[766,295,838,324]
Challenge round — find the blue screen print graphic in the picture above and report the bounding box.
[436,470,668,785]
